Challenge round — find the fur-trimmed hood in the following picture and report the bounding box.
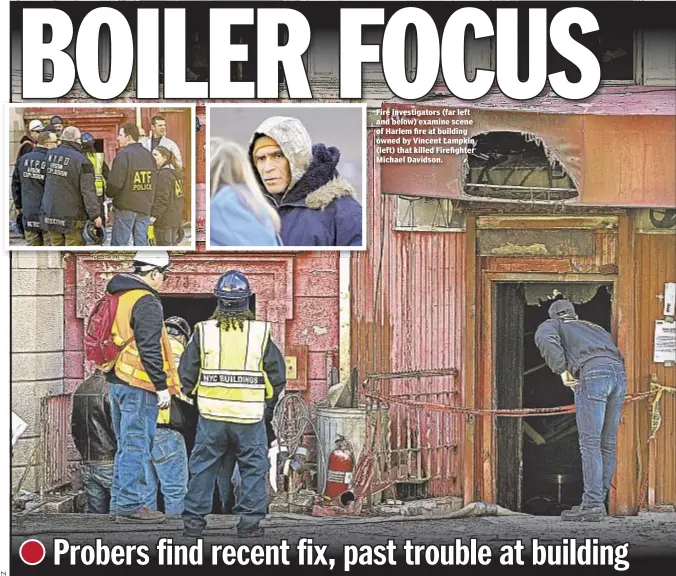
[249,116,356,210]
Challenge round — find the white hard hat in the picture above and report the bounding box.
[132,250,170,271]
[28,120,44,132]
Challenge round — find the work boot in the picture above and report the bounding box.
[238,525,265,538]
[116,507,166,524]
[561,505,606,522]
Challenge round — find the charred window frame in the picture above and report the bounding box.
[394,197,466,232]
[463,132,578,204]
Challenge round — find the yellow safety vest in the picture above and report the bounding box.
[195,319,273,424]
[158,336,192,425]
[86,152,106,197]
[104,289,181,395]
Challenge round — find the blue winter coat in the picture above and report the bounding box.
[210,185,280,247]
[265,145,363,247]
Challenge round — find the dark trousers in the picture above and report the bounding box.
[574,361,627,508]
[183,417,269,534]
[155,227,180,246]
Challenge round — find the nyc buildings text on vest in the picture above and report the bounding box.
[195,319,273,424]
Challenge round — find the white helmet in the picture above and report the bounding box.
[132,250,170,272]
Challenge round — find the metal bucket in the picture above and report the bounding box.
[315,405,368,495]
[315,404,389,495]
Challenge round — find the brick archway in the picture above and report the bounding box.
[64,252,296,392]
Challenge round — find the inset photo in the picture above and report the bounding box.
[207,103,366,250]
[6,103,196,250]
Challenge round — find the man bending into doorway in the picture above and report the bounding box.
[534,298,627,522]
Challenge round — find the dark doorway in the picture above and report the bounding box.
[159,295,230,515]
[161,295,217,328]
[495,283,613,515]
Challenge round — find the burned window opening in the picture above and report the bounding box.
[464,132,578,203]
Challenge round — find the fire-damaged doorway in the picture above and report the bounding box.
[495,283,613,515]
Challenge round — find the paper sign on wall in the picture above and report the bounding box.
[654,320,676,364]
[664,282,676,317]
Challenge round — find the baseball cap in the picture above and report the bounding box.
[28,120,44,132]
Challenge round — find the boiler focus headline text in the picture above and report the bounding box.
[24,6,604,101]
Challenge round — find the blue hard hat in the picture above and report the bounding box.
[81,133,96,151]
[214,270,251,311]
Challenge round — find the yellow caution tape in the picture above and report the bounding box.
[648,377,676,442]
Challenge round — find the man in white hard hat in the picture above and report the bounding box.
[16,119,45,160]
[103,251,181,524]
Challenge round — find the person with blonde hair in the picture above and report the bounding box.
[210,138,281,246]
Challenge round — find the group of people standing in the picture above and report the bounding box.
[210,115,363,248]
[71,252,286,537]
[11,114,185,247]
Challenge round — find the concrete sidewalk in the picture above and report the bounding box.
[12,511,676,558]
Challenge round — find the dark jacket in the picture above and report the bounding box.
[71,371,117,462]
[16,135,36,161]
[160,395,193,435]
[106,143,157,216]
[105,273,169,391]
[11,136,36,210]
[41,141,101,234]
[535,306,625,378]
[151,166,184,228]
[179,321,287,438]
[15,146,49,229]
[264,145,362,247]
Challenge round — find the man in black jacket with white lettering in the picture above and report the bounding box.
[15,129,58,246]
[41,126,102,246]
[107,123,157,247]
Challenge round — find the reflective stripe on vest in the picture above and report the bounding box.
[158,337,189,425]
[196,320,272,424]
[110,289,181,396]
[87,152,105,197]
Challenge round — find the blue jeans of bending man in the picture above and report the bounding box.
[574,360,627,508]
[81,461,114,514]
[111,209,150,246]
[183,417,269,535]
[144,428,189,516]
[108,379,159,515]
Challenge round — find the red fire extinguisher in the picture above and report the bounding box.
[324,435,354,500]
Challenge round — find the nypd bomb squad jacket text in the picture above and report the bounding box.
[106,143,157,216]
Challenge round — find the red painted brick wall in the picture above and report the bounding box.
[64,251,340,410]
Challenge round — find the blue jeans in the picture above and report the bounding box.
[217,462,241,512]
[111,209,150,246]
[145,428,189,515]
[574,362,627,508]
[81,461,114,514]
[183,417,268,534]
[108,380,159,515]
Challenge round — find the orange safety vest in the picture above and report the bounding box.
[110,289,180,395]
